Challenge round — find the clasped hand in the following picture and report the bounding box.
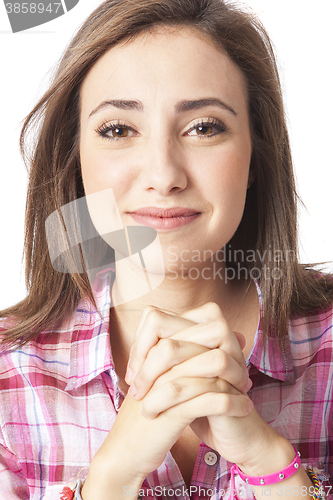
[83,302,296,498]
[124,302,271,466]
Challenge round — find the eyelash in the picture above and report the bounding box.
[186,118,228,138]
[96,121,135,140]
[95,118,227,141]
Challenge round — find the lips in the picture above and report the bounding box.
[128,207,201,230]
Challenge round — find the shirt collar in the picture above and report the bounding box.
[65,269,116,392]
[248,280,296,384]
[249,327,296,384]
[65,273,296,392]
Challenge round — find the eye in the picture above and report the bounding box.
[96,122,137,140]
[195,125,214,136]
[186,119,227,138]
[109,126,129,138]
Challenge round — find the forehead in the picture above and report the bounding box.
[80,27,248,114]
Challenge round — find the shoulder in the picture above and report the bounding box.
[0,317,73,392]
[288,302,333,377]
[288,302,333,345]
[0,295,108,390]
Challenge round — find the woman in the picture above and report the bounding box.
[0,1,332,499]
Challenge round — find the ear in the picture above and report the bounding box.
[247,167,255,189]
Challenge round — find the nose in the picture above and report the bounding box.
[140,135,188,196]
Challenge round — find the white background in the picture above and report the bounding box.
[0,0,332,309]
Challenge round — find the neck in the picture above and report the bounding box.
[110,255,252,346]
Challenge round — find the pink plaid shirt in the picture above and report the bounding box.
[1,271,333,500]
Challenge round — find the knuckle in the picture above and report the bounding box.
[133,365,152,387]
[217,378,229,393]
[142,399,156,418]
[169,380,184,398]
[203,302,222,317]
[159,338,181,358]
[145,307,163,325]
[210,348,227,371]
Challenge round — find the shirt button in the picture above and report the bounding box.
[204,452,218,465]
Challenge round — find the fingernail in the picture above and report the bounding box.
[245,378,253,393]
[125,366,132,385]
[128,383,137,398]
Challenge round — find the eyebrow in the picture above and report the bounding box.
[175,98,237,116]
[89,100,143,117]
[88,97,237,118]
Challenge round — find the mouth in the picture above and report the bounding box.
[128,207,201,230]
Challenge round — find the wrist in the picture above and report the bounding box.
[233,433,315,500]
[232,445,301,486]
[82,452,146,500]
[237,426,295,477]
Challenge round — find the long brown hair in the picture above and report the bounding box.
[1,0,332,348]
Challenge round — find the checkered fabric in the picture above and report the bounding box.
[1,272,332,499]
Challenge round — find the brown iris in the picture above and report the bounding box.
[111,127,129,138]
[197,125,213,135]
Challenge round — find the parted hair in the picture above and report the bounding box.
[1,0,333,348]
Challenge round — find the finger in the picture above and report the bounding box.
[162,391,253,423]
[180,302,247,368]
[170,318,247,372]
[149,348,249,395]
[134,305,178,335]
[126,307,195,384]
[180,301,223,324]
[142,377,239,419]
[128,339,208,399]
[233,331,246,351]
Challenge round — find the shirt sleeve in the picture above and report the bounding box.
[0,442,29,499]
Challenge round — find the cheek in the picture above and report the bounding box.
[191,144,251,200]
[79,145,134,237]
[80,145,134,197]
[195,144,251,245]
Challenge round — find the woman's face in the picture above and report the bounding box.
[79,28,252,273]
